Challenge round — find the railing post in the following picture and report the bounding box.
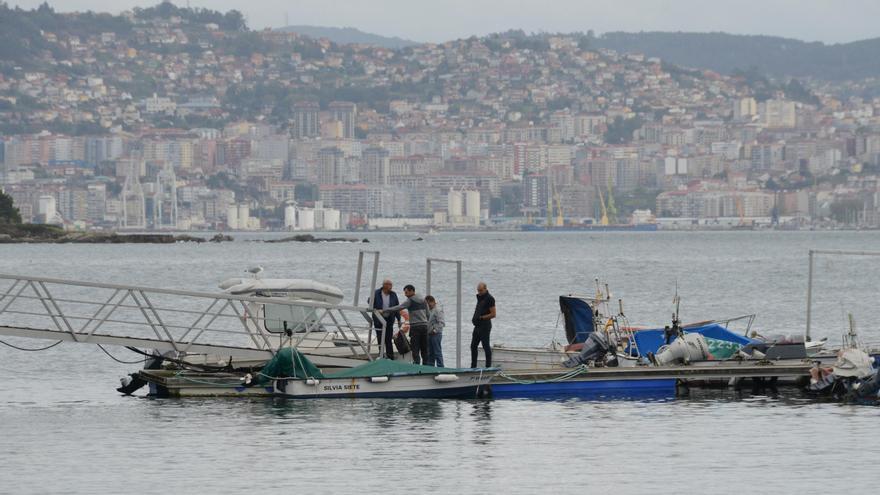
[456,260,462,368]
[354,251,364,305]
[426,259,432,295]
[368,252,379,308]
[805,249,814,342]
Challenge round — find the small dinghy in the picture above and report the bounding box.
[254,348,495,399]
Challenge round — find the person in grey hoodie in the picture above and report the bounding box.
[385,284,429,365]
[425,295,445,367]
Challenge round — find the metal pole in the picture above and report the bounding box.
[426,259,432,295]
[367,251,382,358]
[368,252,379,307]
[805,249,814,342]
[456,261,462,368]
[424,258,464,367]
[354,251,364,305]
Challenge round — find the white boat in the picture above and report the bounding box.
[257,348,494,399]
[213,274,379,367]
[275,372,491,399]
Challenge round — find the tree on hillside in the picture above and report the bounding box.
[605,116,643,144]
[0,189,22,224]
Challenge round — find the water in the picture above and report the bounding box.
[1,231,879,494]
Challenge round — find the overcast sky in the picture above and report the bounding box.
[10,0,879,44]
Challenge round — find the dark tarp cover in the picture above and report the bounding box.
[258,347,326,384]
[559,296,594,344]
[629,323,755,357]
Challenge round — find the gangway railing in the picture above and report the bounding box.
[0,273,381,366]
[805,249,880,342]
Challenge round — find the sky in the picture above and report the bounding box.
[10,0,880,44]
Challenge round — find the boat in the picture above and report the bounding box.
[807,315,880,403]
[483,281,758,371]
[257,348,494,399]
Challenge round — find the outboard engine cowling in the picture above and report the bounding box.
[654,333,710,365]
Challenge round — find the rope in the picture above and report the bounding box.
[124,346,232,372]
[97,344,148,364]
[0,338,63,351]
[171,371,250,387]
[475,367,484,398]
[497,365,590,385]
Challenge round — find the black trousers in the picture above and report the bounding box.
[375,327,394,359]
[409,324,429,365]
[470,326,492,368]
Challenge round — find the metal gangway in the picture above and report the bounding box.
[0,272,382,368]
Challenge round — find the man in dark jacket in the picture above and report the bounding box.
[470,282,496,368]
[371,279,401,359]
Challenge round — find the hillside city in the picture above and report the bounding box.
[2,3,880,231]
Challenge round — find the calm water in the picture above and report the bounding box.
[1,231,879,494]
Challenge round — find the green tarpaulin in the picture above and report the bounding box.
[258,347,325,384]
[258,348,470,383]
[326,359,468,379]
[705,337,742,359]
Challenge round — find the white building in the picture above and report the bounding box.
[38,195,60,224]
[445,188,480,227]
[288,201,342,231]
[759,99,796,128]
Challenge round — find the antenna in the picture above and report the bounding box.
[671,280,681,334]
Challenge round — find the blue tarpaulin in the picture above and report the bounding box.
[630,323,755,357]
[559,296,594,344]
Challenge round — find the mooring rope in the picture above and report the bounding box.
[96,344,148,364]
[0,338,63,351]
[497,365,590,385]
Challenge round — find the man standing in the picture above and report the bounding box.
[470,282,496,368]
[385,285,429,365]
[425,295,445,367]
[371,279,401,359]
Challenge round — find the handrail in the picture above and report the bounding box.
[0,273,371,313]
[0,274,381,362]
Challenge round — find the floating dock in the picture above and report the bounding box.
[138,360,815,398]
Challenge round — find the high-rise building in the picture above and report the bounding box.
[733,97,757,120]
[87,183,106,223]
[328,101,357,139]
[317,147,345,185]
[759,99,796,128]
[523,174,549,212]
[293,101,320,138]
[361,147,390,185]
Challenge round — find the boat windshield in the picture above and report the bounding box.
[263,303,323,333]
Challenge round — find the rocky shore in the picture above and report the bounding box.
[0,224,233,244]
[263,234,367,243]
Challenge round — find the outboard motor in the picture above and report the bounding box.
[654,333,710,365]
[563,331,611,368]
[849,366,880,402]
[117,349,167,395]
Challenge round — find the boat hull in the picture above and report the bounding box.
[490,377,676,399]
[275,373,492,399]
